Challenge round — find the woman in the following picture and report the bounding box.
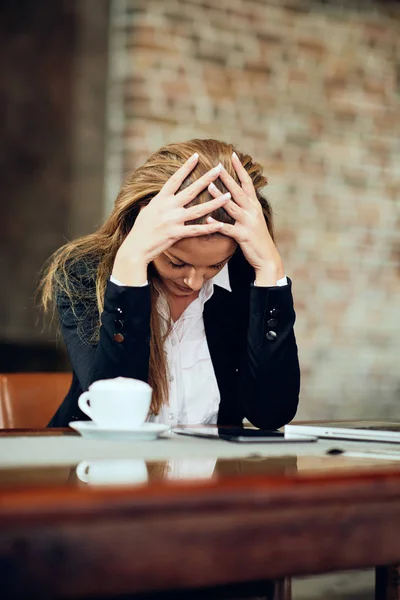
[41,139,300,428]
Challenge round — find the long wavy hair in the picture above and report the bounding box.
[40,139,274,415]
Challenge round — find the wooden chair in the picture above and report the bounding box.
[0,372,71,428]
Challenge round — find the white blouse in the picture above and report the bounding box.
[151,265,231,427]
[110,267,287,426]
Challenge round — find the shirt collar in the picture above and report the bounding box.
[196,263,231,310]
[211,263,232,292]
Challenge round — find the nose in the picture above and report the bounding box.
[184,269,204,292]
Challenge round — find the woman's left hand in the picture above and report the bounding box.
[207,153,285,286]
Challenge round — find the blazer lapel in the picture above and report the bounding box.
[204,286,244,424]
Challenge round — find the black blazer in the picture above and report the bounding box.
[48,251,300,428]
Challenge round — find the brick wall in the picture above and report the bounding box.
[106,0,400,419]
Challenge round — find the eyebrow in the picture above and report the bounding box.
[167,251,235,268]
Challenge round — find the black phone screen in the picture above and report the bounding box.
[218,427,283,440]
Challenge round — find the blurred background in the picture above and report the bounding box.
[1,0,399,424]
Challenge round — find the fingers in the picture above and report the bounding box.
[216,166,249,208]
[231,151,255,197]
[206,216,238,240]
[162,152,199,195]
[208,181,245,220]
[222,199,244,221]
[175,163,223,205]
[208,184,245,223]
[208,159,257,210]
[183,192,231,221]
[208,182,224,198]
[178,221,226,238]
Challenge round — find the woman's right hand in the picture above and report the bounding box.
[112,154,230,286]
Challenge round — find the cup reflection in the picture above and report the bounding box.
[76,459,148,486]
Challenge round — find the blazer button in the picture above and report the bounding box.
[267,318,278,328]
[113,333,125,343]
[269,307,280,318]
[266,331,277,341]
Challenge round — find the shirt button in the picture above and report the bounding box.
[171,339,177,347]
[169,412,175,420]
[266,331,277,341]
[169,376,174,383]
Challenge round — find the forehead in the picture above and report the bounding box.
[168,236,237,266]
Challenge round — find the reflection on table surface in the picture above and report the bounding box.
[1,451,400,489]
[0,456,296,488]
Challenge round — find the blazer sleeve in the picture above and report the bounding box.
[59,280,152,392]
[239,278,300,429]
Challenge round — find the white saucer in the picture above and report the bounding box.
[69,421,170,441]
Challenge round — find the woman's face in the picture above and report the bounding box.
[153,236,237,297]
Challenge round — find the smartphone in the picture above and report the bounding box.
[173,426,317,443]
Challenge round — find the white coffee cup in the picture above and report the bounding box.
[76,459,148,486]
[78,377,152,429]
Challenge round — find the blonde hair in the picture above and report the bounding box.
[40,139,274,415]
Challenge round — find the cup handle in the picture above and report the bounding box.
[76,461,90,483]
[78,391,94,420]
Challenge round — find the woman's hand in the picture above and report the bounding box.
[112,154,231,286]
[207,152,284,287]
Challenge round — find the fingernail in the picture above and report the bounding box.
[232,152,238,160]
[190,152,199,161]
[207,216,224,227]
[209,182,218,193]
[211,163,223,175]
[222,192,231,200]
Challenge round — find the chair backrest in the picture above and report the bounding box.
[0,372,72,428]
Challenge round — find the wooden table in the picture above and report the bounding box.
[1,428,400,599]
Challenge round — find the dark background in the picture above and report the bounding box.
[0,0,109,371]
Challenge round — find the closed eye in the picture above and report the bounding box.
[169,261,186,269]
[168,260,225,271]
[209,262,226,270]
